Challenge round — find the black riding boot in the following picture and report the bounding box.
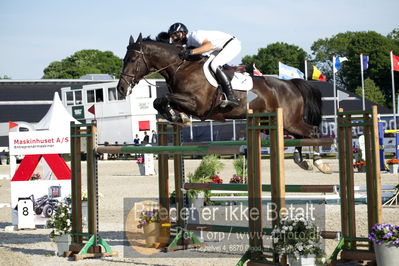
[215,67,239,107]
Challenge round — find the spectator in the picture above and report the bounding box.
[142,131,149,144]
[151,130,158,144]
[133,134,140,146]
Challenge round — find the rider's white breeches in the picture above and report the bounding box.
[210,38,241,72]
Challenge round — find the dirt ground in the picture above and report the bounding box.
[0,158,398,266]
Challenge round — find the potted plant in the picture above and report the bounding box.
[230,174,244,184]
[136,157,145,175]
[368,223,399,266]
[353,147,366,172]
[386,158,399,174]
[354,160,366,173]
[47,202,72,256]
[186,155,224,207]
[232,156,247,183]
[271,216,326,266]
[137,209,161,247]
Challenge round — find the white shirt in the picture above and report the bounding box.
[186,30,233,51]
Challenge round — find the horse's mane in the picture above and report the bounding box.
[127,33,181,54]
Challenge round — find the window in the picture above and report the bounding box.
[66,92,74,106]
[75,91,82,105]
[87,90,95,103]
[108,87,125,101]
[87,89,104,103]
[96,88,103,102]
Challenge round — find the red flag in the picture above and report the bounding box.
[393,53,399,72]
[319,74,327,81]
[253,63,263,76]
[88,104,95,115]
[9,121,18,129]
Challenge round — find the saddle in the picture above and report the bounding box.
[202,54,253,92]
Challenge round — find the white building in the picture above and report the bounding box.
[61,79,164,145]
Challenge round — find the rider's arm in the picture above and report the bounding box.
[191,39,213,55]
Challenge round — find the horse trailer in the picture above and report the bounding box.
[61,80,167,145]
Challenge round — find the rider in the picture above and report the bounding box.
[168,22,241,107]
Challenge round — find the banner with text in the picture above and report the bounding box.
[9,131,70,155]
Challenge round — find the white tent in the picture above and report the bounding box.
[35,92,79,131]
[33,92,79,179]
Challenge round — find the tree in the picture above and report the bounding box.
[355,78,386,107]
[311,31,363,86]
[0,75,11,79]
[311,30,399,107]
[42,50,122,79]
[241,42,308,75]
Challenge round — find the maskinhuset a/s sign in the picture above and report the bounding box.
[9,131,70,155]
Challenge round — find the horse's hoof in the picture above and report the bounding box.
[313,159,332,174]
[295,160,313,171]
[168,113,192,127]
[179,113,191,126]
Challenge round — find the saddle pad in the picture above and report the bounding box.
[203,56,254,91]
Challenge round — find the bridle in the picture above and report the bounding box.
[119,49,150,88]
[120,48,183,89]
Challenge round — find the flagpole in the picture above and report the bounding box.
[360,53,365,111]
[391,50,397,130]
[333,55,337,136]
[304,59,308,80]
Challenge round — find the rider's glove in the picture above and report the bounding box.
[179,49,193,60]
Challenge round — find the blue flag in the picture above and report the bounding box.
[362,55,369,71]
[278,62,304,80]
[334,56,348,73]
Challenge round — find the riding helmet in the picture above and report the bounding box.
[168,23,188,36]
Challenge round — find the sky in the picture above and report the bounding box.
[0,0,398,80]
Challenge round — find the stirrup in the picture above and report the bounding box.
[220,93,239,108]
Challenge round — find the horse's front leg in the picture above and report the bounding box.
[153,96,191,125]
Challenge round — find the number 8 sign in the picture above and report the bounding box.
[17,198,35,229]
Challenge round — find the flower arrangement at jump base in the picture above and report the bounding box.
[353,160,366,172]
[368,223,399,266]
[47,202,72,240]
[136,209,160,229]
[271,216,326,265]
[209,175,223,184]
[386,158,399,174]
[369,223,399,245]
[137,209,161,247]
[229,174,246,184]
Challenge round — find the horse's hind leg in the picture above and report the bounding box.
[293,139,313,171]
[311,126,332,174]
[290,123,331,173]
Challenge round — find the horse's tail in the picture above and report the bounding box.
[290,79,322,126]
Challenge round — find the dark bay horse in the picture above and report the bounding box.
[117,34,331,173]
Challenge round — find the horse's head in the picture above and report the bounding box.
[117,34,150,97]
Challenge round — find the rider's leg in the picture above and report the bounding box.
[214,66,239,107]
[210,39,241,107]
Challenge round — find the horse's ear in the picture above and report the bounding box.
[129,35,135,45]
[136,33,143,45]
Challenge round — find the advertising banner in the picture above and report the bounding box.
[9,130,70,156]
